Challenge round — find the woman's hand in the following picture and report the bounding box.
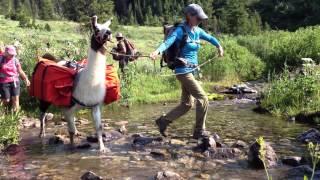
[217,46,224,57]
[150,50,160,60]
[25,79,30,87]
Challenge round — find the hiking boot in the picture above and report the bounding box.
[155,116,170,137]
[193,130,211,140]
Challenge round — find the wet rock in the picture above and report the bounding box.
[297,128,320,144]
[20,117,39,128]
[205,148,242,159]
[231,140,248,149]
[76,118,90,125]
[54,121,66,126]
[115,121,128,135]
[222,84,257,94]
[197,173,210,179]
[77,143,92,150]
[132,135,164,146]
[248,141,278,169]
[252,106,270,114]
[103,130,123,141]
[282,156,303,167]
[151,149,169,159]
[170,139,187,146]
[81,171,103,180]
[87,131,123,143]
[86,135,99,143]
[196,136,216,152]
[45,113,54,121]
[286,165,320,180]
[154,171,183,180]
[2,144,24,156]
[48,135,65,145]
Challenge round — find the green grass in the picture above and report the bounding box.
[261,66,320,117]
[0,109,21,148]
[237,26,320,74]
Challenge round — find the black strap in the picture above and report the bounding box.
[72,96,99,108]
[177,25,188,57]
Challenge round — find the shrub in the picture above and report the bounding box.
[261,66,320,117]
[199,37,265,82]
[44,23,52,32]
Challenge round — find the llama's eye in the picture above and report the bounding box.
[95,29,99,35]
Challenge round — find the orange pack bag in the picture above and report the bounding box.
[30,58,76,106]
[104,65,121,104]
[30,58,121,107]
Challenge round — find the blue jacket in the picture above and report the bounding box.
[157,22,221,74]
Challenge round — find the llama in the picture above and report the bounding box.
[38,16,112,153]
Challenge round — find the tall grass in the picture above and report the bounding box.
[238,26,320,73]
[0,109,21,148]
[199,37,265,82]
[261,65,320,117]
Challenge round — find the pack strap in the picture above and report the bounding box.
[72,96,100,108]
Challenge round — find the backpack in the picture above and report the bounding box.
[123,39,138,62]
[161,23,188,70]
[0,56,19,78]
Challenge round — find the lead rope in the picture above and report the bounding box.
[159,55,219,77]
[103,45,219,77]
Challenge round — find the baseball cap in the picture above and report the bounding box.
[5,45,17,56]
[184,4,208,20]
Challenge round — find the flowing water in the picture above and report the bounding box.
[0,101,311,179]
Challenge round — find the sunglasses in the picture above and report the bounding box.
[190,12,203,22]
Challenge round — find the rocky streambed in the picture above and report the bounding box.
[1,100,317,179]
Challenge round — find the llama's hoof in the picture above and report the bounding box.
[39,133,46,138]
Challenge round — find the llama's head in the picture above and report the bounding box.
[90,15,112,53]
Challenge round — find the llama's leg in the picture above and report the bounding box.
[92,105,108,153]
[63,105,79,147]
[39,100,51,138]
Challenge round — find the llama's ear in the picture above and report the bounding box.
[104,17,113,28]
[91,15,98,29]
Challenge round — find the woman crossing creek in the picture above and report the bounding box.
[3,1,320,179]
[150,4,224,139]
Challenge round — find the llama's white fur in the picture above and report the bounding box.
[73,49,106,105]
[38,16,112,153]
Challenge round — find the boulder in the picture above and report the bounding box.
[48,135,65,145]
[282,156,303,167]
[205,148,242,159]
[154,171,183,180]
[297,128,320,144]
[248,141,278,169]
[80,171,103,180]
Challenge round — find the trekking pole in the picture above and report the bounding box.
[160,55,219,77]
[108,51,151,58]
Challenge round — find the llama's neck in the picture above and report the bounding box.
[73,48,106,103]
[80,48,106,85]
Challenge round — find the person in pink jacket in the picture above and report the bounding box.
[0,45,30,111]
